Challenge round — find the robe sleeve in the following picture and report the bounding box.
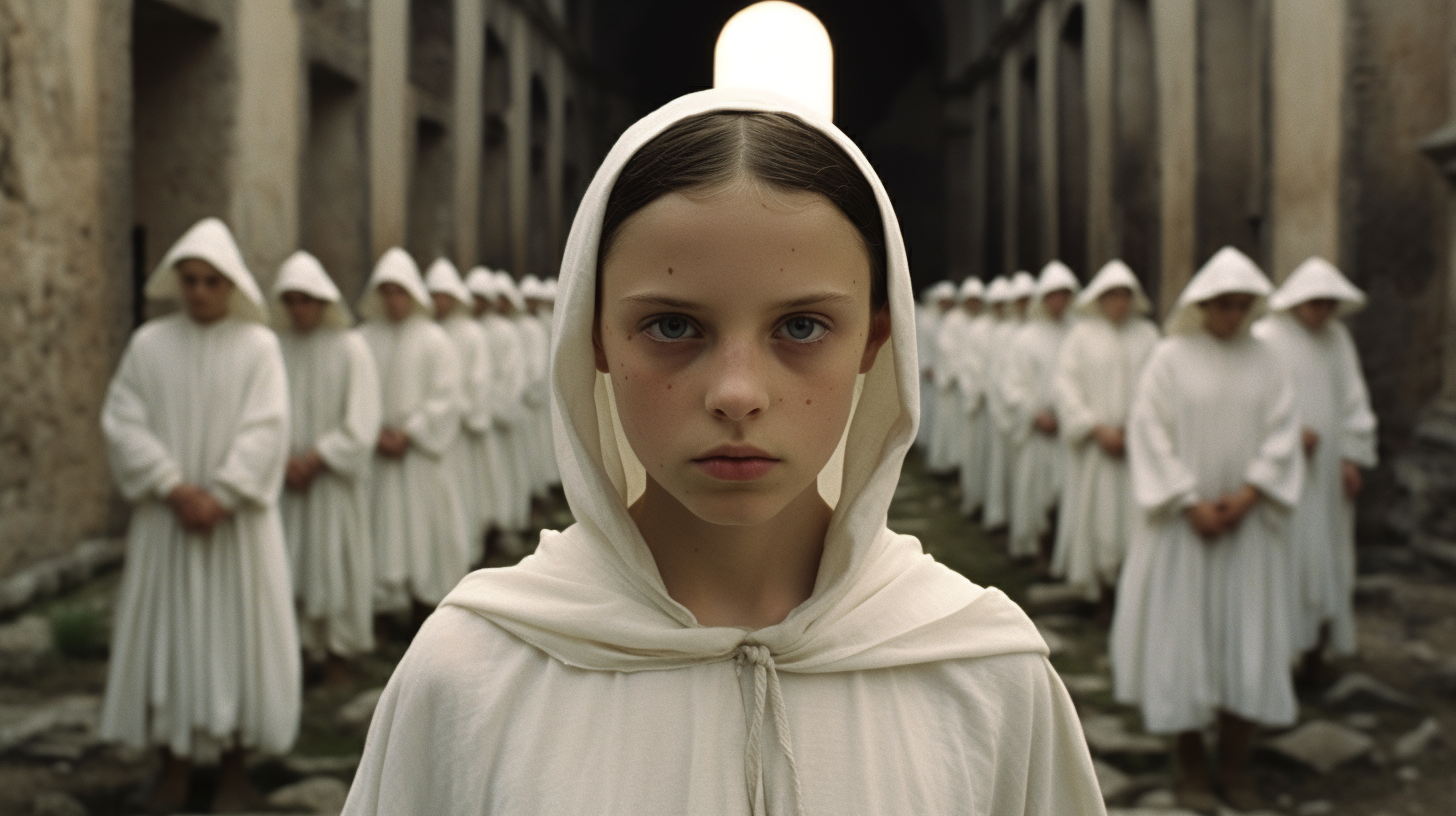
[1242,354,1304,509]
[101,332,184,503]
[1054,329,1097,446]
[1127,345,1200,514]
[316,333,382,480]
[211,331,290,511]
[1334,324,1378,468]
[402,328,462,458]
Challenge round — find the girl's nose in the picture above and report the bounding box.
[704,337,769,422]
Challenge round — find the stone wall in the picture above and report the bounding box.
[0,1,126,578]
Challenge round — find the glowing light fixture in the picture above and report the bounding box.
[714,2,833,120]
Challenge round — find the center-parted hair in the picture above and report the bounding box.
[600,111,889,309]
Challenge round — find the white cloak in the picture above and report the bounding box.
[480,311,532,530]
[955,312,993,514]
[441,311,497,545]
[358,311,470,607]
[1051,316,1159,596]
[1003,317,1070,557]
[981,315,1023,529]
[1111,330,1304,733]
[277,326,381,658]
[342,88,1104,816]
[1252,313,1376,655]
[928,308,969,473]
[101,315,300,757]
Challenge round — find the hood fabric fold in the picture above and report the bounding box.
[358,248,432,322]
[271,250,353,331]
[145,217,269,325]
[1268,256,1366,316]
[438,88,1047,813]
[1075,259,1152,318]
[1165,246,1273,336]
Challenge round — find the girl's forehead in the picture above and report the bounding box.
[601,186,872,307]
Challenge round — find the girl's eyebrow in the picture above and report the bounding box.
[619,292,854,310]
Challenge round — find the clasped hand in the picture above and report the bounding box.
[1091,424,1125,457]
[167,483,230,535]
[1033,410,1059,436]
[1184,484,1260,541]
[285,450,326,492]
[376,427,410,458]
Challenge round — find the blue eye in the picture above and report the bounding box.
[646,316,697,341]
[779,316,827,342]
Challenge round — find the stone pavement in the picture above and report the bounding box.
[0,454,1452,815]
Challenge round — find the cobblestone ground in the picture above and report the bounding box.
[1,453,1452,815]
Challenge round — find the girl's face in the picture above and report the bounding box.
[1200,292,1256,339]
[378,282,415,322]
[1292,297,1338,331]
[432,292,457,319]
[596,184,890,527]
[177,258,233,324]
[1098,287,1133,324]
[281,290,327,332]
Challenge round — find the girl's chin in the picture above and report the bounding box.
[675,490,799,528]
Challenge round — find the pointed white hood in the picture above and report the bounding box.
[1268,256,1366,316]
[441,88,1044,675]
[957,277,985,303]
[1008,270,1037,301]
[464,266,498,300]
[358,248,432,322]
[1028,260,1080,319]
[494,271,526,312]
[985,276,1011,304]
[926,280,956,305]
[145,217,269,325]
[1165,246,1273,336]
[271,250,353,331]
[424,258,472,308]
[1075,259,1152,318]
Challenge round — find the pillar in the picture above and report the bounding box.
[454,0,486,266]
[1084,0,1117,270]
[369,0,410,257]
[507,13,532,277]
[1037,0,1060,264]
[1151,0,1197,315]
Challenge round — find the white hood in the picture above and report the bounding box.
[926,280,956,305]
[1268,256,1366,316]
[1165,246,1273,336]
[957,277,985,303]
[464,267,498,300]
[424,258,472,308]
[440,88,1045,675]
[271,250,353,331]
[145,217,269,325]
[1008,270,1037,301]
[493,271,526,312]
[1028,260,1080,319]
[357,248,432,322]
[985,276,1011,304]
[1074,259,1152,318]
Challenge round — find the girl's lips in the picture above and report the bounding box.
[692,456,778,481]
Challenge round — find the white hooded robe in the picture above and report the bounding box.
[1111,247,1304,733]
[1004,262,1079,559]
[341,89,1105,816]
[482,274,535,531]
[274,251,381,658]
[1051,261,1159,597]
[1252,257,1377,656]
[427,258,498,552]
[357,249,470,608]
[100,218,300,757]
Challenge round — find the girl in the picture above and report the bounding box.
[1111,246,1303,812]
[1253,257,1376,683]
[342,89,1103,815]
[1052,260,1160,616]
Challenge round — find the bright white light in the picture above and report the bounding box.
[714,2,833,120]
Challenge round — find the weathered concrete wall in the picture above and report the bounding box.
[1269,0,1345,280]
[1150,0,1195,316]
[1194,0,1263,265]
[369,0,409,257]
[1113,0,1158,297]
[0,0,123,578]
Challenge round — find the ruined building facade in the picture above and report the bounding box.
[4,0,1456,586]
[940,0,1456,553]
[0,0,621,583]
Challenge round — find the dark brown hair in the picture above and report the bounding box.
[600,111,888,309]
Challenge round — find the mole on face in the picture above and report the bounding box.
[806,399,812,405]
[667,267,674,275]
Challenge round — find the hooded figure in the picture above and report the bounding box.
[357,249,470,609]
[1110,247,1303,803]
[495,271,552,502]
[476,269,533,536]
[1004,261,1080,560]
[915,280,956,452]
[980,276,1015,528]
[1252,257,1376,660]
[927,281,971,474]
[427,258,497,555]
[1051,260,1160,602]
[341,89,1102,816]
[949,277,991,515]
[273,250,382,663]
[100,218,300,762]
